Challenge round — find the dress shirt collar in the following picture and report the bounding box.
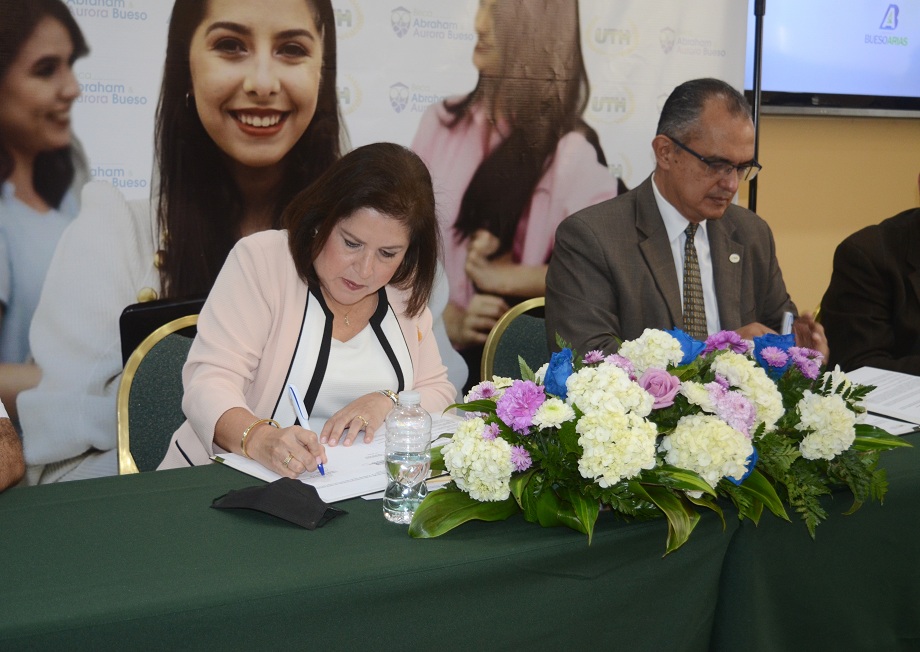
[651,173,709,244]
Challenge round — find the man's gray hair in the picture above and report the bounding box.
[656,78,752,140]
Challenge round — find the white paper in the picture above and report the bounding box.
[213,414,462,503]
[848,367,920,426]
[862,413,919,436]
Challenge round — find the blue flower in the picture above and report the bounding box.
[666,328,706,365]
[753,333,795,378]
[728,447,759,486]
[544,348,573,399]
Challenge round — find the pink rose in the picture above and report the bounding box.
[639,368,681,409]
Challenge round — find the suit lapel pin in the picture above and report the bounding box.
[729,253,740,263]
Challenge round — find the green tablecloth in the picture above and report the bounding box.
[2,433,917,650]
[0,462,735,650]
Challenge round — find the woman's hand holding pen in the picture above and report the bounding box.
[249,423,327,479]
[321,392,394,447]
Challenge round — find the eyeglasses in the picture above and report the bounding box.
[667,136,762,181]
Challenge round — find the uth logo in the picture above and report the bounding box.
[880,4,899,30]
[392,7,411,38]
[389,83,409,113]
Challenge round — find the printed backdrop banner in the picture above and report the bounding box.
[67,0,747,199]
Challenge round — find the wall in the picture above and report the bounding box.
[739,114,920,314]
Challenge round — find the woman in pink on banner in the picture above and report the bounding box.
[411,0,619,391]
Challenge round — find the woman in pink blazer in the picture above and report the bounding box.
[160,144,455,476]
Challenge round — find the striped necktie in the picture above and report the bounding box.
[682,223,708,341]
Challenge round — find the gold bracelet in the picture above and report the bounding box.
[241,418,280,459]
[377,389,398,405]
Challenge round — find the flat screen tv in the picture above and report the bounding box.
[744,0,920,116]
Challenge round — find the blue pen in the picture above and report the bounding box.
[287,384,325,476]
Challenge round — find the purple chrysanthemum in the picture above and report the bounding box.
[789,347,823,379]
[704,331,751,355]
[481,422,500,441]
[583,350,606,364]
[510,446,533,472]
[713,374,730,390]
[466,381,499,402]
[495,380,545,433]
[759,346,790,368]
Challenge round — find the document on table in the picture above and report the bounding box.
[848,366,920,426]
[213,414,462,503]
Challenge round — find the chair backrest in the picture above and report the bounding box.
[119,296,205,365]
[481,297,548,380]
[117,314,198,474]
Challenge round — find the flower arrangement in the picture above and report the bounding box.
[409,329,911,553]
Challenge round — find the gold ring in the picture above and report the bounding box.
[282,453,294,467]
[356,415,369,430]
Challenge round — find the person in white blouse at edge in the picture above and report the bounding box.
[0,0,90,424]
[19,0,345,484]
[158,143,455,476]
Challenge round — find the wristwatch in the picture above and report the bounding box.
[377,389,398,405]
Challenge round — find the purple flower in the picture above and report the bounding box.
[466,381,499,402]
[709,385,757,438]
[604,354,635,378]
[757,346,791,379]
[704,331,751,355]
[482,422,500,441]
[544,349,574,398]
[713,374,730,390]
[495,380,546,433]
[789,347,822,380]
[753,333,795,379]
[583,350,606,365]
[638,368,681,409]
[666,328,706,365]
[510,446,533,472]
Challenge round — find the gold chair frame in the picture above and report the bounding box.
[116,314,198,475]
[480,297,546,380]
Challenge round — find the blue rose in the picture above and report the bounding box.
[544,348,573,399]
[666,328,706,366]
[728,447,759,486]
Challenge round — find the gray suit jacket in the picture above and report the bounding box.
[545,176,795,354]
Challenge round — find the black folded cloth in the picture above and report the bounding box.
[212,478,346,529]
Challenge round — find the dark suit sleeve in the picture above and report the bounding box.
[545,213,623,355]
[822,235,920,374]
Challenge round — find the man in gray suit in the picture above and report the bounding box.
[546,78,825,356]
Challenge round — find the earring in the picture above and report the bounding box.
[185,92,193,108]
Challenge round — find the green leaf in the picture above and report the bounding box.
[558,486,600,544]
[685,493,726,530]
[629,481,699,555]
[641,465,717,496]
[734,469,789,521]
[852,425,914,451]
[409,487,518,538]
[449,399,496,414]
[519,356,536,382]
[429,444,446,472]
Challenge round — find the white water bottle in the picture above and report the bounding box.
[383,391,431,524]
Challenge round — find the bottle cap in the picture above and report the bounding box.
[397,390,421,405]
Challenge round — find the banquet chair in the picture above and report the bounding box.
[481,297,548,380]
[116,314,198,474]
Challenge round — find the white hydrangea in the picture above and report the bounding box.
[680,381,716,413]
[710,351,784,432]
[797,391,857,460]
[659,414,753,489]
[617,329,684,375]
[577,407,658,487]
[566,363,653,417]
[442,417,514,502]
[533,397,576,429]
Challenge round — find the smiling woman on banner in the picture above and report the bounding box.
[0,0,89,419]
[20,0,343,484]
[411,0,619,391]
[159,143,454,475]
